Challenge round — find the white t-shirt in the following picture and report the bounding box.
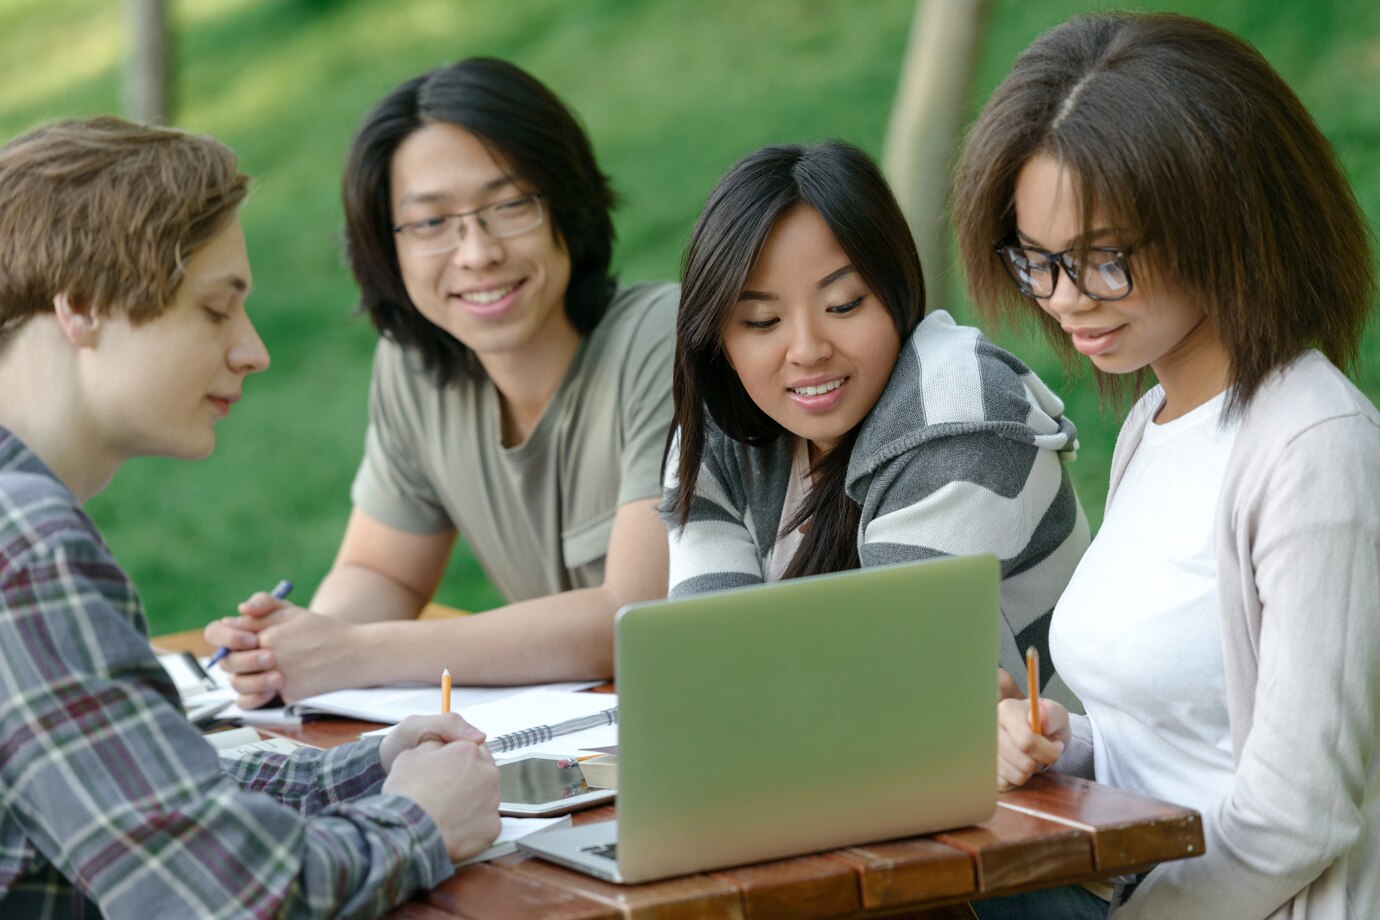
[1050,389,1240,820]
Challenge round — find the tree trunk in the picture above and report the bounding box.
[126,0,173,124]
[883,0,992,312]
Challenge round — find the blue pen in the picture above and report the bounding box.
[207,579,294,670]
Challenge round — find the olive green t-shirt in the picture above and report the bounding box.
[351,281,677,602]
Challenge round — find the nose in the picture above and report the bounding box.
[1041,263,1090,321]
[785,314,832,367]
[449,216,504,270]
[229,312,270,375]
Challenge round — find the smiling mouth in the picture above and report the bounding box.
[458,282,519,305]
[789,379,844,397]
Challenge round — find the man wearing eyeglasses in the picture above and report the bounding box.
[206,58,676,704]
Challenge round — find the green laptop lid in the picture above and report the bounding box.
[614,554,999,880]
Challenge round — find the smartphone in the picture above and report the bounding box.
[157,651,217,697]
[498,753,616,817]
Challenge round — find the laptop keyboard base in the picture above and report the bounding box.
[581,843,618,861]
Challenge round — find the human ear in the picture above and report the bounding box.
[52,293,101,347]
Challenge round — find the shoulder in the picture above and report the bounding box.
[369,334,439,395]
[0,470,106,582]
[854,310,1077,477]
[1228,351,1380,495]
[590,281,678,355]
[1240,351,1380,447]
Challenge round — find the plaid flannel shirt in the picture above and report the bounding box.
[0,428,452,918]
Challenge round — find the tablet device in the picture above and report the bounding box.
[498,753,615,817]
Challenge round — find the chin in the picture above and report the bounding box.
[1088,354,1137,376]
[162,432,217,462]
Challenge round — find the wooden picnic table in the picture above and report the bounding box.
[156,627,1203,919]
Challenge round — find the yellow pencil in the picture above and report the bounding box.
[441,668,452,714]
[1026,647,1041,735]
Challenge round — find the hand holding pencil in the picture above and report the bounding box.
[379,709,500,862]
[994,646,1071,792]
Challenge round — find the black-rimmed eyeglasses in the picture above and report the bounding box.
[995,237,1135,301]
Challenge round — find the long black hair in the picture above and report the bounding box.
[343,57,618,384]
[668,140,925,578]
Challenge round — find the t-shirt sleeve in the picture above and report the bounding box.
[350,339,454,535]
[616,284,678,508]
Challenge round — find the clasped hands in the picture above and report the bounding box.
[378,712,502,862]
[203,589,365,708]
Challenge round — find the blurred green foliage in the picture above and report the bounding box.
[1,0,1376,633]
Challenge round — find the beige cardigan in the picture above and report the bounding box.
[1058,352,1380,919]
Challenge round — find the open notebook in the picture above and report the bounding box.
[171,655,598,727]
[364,688,620,761]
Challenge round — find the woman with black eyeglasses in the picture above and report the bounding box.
[954,12,1380,920]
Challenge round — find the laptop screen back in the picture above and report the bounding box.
[613,554,999,882]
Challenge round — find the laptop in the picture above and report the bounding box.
[518,554,999,884]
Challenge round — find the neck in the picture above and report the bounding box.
[1150,315,1232,423]
[0,318,121,501]
[479,315,582,447]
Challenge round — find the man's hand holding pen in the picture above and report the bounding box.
[203,589,361,708]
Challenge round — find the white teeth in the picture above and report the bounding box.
[461,283,517,305]
[790,380,843,397]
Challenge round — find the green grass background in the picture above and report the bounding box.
[2,0,1376,634]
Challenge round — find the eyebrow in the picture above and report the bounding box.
[738,265,857,302]
[202,274,251,297]
[397,176,518,208]
[1015,227,1125,249]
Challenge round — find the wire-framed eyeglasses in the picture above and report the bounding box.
[393,193,544,256]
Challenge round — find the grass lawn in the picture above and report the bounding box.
[2,0,1377,634]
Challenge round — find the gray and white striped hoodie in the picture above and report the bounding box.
[665,310,1091,704]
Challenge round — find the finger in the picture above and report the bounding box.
[237,595,295,618]
[997,701,1039,745]
[218,612,282,635]
[234,689,278,710]
[228,668,284,697]
[997,726,1045,778]
[204,617,260,647]
[219,649,276,676]
[1039,700,1069,738]
[997,668,1021,701]
[393,739,447,769]
[996,746,1033,789]
[398,713,488,746]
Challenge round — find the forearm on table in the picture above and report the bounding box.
[311,564,429,624]
[354,587,620,686]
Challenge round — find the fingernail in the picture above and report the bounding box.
[266,673,282,689]
[257,652,272,667]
